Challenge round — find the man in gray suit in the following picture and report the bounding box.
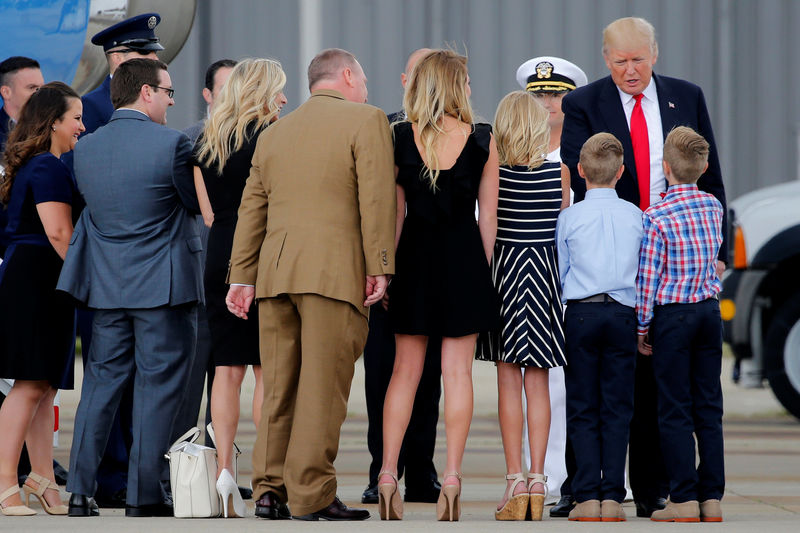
[58,58,202,518]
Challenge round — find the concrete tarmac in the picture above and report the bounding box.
[11,353,799,532]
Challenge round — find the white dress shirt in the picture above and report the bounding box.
[616,78,665,205]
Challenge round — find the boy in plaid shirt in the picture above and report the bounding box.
[636,126,724,523]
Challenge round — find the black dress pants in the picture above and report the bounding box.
[629,351,670,504]
[364,304,440,488]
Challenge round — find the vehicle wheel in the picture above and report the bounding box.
[764,294,800,420]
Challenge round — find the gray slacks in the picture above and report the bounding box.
[67,304,197,506]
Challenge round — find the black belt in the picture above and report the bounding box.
[568,293,618,305]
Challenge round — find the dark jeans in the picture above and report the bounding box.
[364,304,440,488]
[564,301,636,503]
[651,299,725,503]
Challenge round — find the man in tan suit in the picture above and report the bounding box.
[225,48,395,521]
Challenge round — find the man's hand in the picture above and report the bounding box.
[637,333,652,356]
[226,285,255,320]
[364,274,389,307]
[716,260,726,280]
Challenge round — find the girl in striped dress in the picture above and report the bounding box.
[477,91,569,520]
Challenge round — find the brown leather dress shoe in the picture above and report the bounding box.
[254,492,290,520]
[293,496,370,521]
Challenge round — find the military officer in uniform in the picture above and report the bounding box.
[81,13,163,135]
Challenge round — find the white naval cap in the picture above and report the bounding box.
[516,56,588,93]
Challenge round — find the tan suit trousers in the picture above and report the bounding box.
[251,293,368,516]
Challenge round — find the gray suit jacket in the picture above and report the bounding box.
[58,109,203,308]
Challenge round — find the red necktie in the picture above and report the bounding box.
[630,93,650,210]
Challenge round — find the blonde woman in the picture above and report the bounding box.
[476,91,569,520]
[192,58,287,518]
[377,49,499,522]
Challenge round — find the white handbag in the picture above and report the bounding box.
[165,427,221,518]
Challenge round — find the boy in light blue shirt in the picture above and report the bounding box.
[555,133,642,521]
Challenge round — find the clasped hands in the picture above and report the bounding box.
[225,274,390,320]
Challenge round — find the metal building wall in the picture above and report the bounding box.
[166,0,800,200]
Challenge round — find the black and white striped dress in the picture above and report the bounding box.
[476,161,567,367]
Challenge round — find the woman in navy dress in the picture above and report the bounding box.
[377,50,500,522]
[0,82,83,516]
[476,91,569,520]
[193,58,287,518]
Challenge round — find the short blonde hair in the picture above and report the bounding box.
[493,91,549,169]
[663,126,709,183]
[403,49,474,189]
[196,58,286,174]
[579,133,624,185]
[602,17,658,56]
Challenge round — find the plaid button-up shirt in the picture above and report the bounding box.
[636,183,723,335]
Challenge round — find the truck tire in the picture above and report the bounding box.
[764,294,800,420]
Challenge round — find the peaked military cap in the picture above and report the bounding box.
[516,56,587,93]
[91,13,164,52]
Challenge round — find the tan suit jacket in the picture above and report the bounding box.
[228,89,395,316]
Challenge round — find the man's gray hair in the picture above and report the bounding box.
[307,48,358,91]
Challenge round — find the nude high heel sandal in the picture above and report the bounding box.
[0,485,36,516]
[437,472,462,521]
[377,471,402,520]
[22,473,67,515]
[527,472,548,521]
[495,473,529,521]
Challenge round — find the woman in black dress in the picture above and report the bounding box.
[0,82,83,516]
[377,50,500,522]
[193,58,287,518]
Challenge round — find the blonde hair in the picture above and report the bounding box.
[493,91,549,169]
[402,49,474,189]
[663,126,709,183]
[196,58,286,174]
[602,17,658,56]
[579,133,624,185]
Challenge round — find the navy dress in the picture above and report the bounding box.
[193,124,263,366]
[389,122,499,337]
[476,161,567,368]
[0,153,76,388]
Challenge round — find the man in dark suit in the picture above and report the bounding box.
[67,14,164,508]
[1,56,44,258]
[561,16,727,519]
[0,56,43,150]
[59,58,202,518]
[361,47,442,506]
